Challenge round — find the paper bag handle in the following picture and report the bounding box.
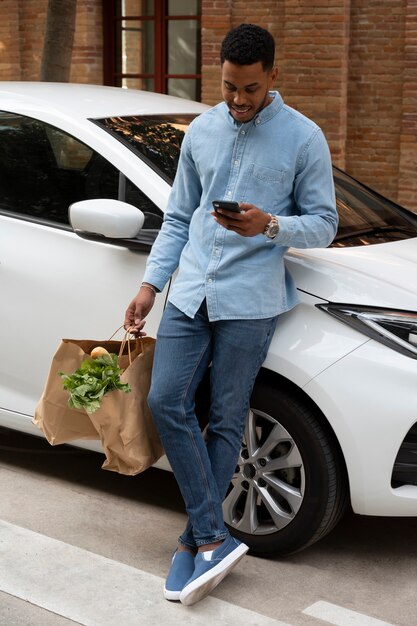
[109,325,142,366]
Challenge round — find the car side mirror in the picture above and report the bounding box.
[69,199,145,238]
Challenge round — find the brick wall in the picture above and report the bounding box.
[200,0,232,105]
[346,0,406,201]
[0,1,21,80]
[0,0,415,211]
[201,0,416,212]
[398,0,417,211]
[70,0,103,84]
[280,0,351,166]
[0,0,102,83]
[18,0,48,80]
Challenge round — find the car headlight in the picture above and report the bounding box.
[316,303,417,359]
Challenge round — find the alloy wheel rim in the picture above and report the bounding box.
[223,408,305,535]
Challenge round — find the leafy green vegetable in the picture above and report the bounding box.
[59,353,131,413]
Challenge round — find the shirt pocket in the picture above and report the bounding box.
[241,163,288,210]
[252,164,286,184]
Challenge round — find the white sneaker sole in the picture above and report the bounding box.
[179,542,249,606]
[163,586,181,601]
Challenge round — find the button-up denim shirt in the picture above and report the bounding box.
[143,91,338,321]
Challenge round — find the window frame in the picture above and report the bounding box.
[103,0,202,99]
[0,110,164,242]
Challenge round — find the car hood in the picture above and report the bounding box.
[286,237,417,311]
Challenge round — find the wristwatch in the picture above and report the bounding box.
[263,213,279,239]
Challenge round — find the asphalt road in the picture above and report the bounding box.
[0,426,416,626]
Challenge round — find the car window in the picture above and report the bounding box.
[93,115,195,184]
[333,168,417,247]
[0,112,163,229]
[95,116,417,248]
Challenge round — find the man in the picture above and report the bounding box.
[124,23,338,606]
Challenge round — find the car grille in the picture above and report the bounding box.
[392,422,417,487]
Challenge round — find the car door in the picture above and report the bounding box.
[0,111,168,424]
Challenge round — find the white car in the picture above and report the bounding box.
[1,82,416,556]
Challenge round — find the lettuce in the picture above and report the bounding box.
[59,353,131,413]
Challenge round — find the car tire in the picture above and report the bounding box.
[223,380,348,556]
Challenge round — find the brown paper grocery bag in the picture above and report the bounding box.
[33,334,163,475]
[88,337,164,476]
[33,339,100,445]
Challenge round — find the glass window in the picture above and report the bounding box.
[104,0,201,100]
[332,168,417,247]
[168,0,198,16]
[167,78,198,101]
[0,112,163,230]
[168,20,198,74]
[93,114,196,183]
[120,20,151,77]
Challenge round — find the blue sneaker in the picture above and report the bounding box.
[179,536,249,606]
[163,550,195,601]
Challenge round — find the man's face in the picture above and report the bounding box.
[221,60,278,123]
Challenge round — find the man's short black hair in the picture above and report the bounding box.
[220,24,275,71]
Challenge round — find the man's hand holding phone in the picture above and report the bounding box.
[211,200,271,237]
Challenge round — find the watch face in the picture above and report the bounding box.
[267,223,279,238]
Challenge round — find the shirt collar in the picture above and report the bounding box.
[224,91,284,128]
[254,91,283,125]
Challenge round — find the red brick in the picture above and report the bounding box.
[1,0,415,211]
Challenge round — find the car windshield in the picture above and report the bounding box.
[332,168,417,247]
[94,115,417,248]
[93,115,195,184]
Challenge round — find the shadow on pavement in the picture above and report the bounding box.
[1,425,416,564]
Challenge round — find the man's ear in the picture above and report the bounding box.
[270,66,278,83]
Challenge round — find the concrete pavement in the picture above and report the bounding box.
[0,427,415,625]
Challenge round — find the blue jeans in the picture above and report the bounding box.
[147,300,278,549]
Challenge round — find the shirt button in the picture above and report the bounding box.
[207,278,213,283]
[234,160,239,165]
[227,191,232,196]
[241,130,246,135]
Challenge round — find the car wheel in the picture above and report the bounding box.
[223,380,348,556]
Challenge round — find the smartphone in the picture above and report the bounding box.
[212,200,241,214]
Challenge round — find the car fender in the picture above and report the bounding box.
[262,290,369,388]
[303,340,417,516]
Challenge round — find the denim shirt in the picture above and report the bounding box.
[143,91,338,321]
